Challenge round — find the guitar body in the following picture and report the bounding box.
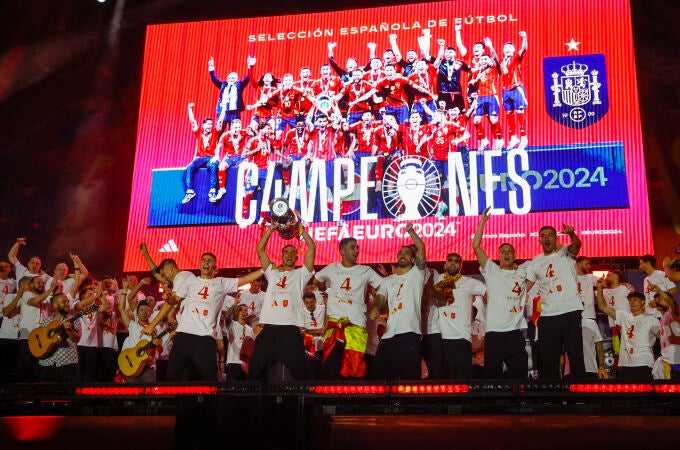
[28,320,63,358]
[118,339,154,378]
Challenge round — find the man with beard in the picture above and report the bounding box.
[429,251,486,379]
[118,296,163,384]
[525,224,584,379]
[473,207,528,378]
[38,293,81,383]
[18,276,58,381]
[248,225,316,382]
[140,246,261,381]
[372,223,427,379]
[315,237,383,379]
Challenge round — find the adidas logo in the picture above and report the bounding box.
[158,239,179,253]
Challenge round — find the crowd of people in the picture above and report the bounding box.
[2,211,679,385]
[181,27,529,218]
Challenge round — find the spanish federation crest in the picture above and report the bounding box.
[543,54,609,129]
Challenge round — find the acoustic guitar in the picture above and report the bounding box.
[117,323,176,378]
[28,304,98,358]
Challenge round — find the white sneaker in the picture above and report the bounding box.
[181,190,196,204]
[215,188,226,201]
[493,138,504,150]
[478,138,489,152]
[507,135,520,150]
[208,188,217,203]
[518,135,528,150]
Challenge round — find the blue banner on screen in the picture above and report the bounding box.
[148,141,628,227]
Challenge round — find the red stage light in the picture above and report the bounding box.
[76,386,144,396]
[569,384,654,393]
[2,416,65,440]
[148,386,217,395]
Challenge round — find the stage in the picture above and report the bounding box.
[2,381,679,449]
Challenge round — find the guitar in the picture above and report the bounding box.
[28,304,98,358]
[117,323,177,378]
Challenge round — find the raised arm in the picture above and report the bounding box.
[596,279,616,320]
[518,31,527,57]
[124,278,147,312]
[208,57,223,87]
[454,23,467,58]
[561,224,582,256]
[301,227,316,273]
[389,34,403,62]
[472,206,491,269]
[256,226,274,271]
[187,102,198,132]
[140,242,165,284]
[7,237,25,265]
[406,222,426,269]
[117,290,131,329]
[432,39,446,68]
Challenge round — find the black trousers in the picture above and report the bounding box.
[373,332,421,380]
[421,333,444,380]
[248,325,305,383]
[167,332,218,382]
[538,310,585,379]
[442,338,472,379]
[484,329,529,379]
[39,363,81,383]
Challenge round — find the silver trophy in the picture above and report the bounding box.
[269,197,301,240]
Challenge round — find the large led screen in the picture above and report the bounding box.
[124,0,651,270]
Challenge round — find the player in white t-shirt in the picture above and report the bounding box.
[73,282,113,382]
[315,237,383,379]
[601,270,632,358]
[222,303,254,381]
[7,238,45,278]
[525,224,585,380]
[140,246,261,381]
[472,207,527,379]
[118,297,164,383]
[648,286,680,380]
[238,277,266,321]
[422,268,444,380]
[639,254,677,318]
[597,280,660,382]
[0,275,25,382]
[16,276,58,381]
[248,225,316,382]
[373,223,427,380]
[576,256,598,321]
[431,252,486,379]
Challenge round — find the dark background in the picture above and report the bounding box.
[0,0,678,276]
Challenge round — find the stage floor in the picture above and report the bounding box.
[2,415,680,449]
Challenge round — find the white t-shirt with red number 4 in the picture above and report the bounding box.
[315,263,382,328]
[616,311,660,368]
[378,265,428,340]
[173,271,238,339]
[526,247,582,317]
[259,265,314,327]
